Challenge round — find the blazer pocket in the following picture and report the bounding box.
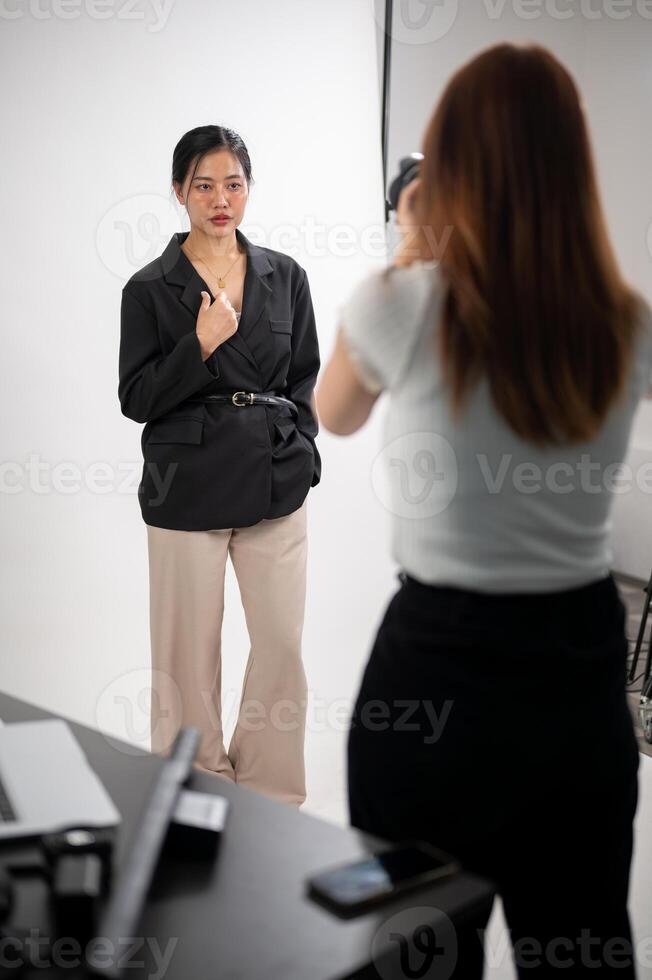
[146,417,204,444]
[274,419,296,442]
[269,319,292,334]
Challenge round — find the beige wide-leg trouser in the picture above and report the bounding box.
[146,499,308,807]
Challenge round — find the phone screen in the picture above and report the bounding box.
[310,844,455,907]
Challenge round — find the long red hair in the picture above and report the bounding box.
[408,43,642,446]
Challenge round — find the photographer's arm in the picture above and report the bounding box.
[316,179,423,436]
[316,327,382,436]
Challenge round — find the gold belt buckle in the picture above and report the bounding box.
[232,391,254,407]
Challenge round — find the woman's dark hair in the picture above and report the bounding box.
[409,42,642,447]
[171,125,254,198]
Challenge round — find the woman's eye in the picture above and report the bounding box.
[196,182,241,191]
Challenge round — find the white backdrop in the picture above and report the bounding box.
[0,0,398,822]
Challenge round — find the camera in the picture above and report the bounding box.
[385,152,423,222]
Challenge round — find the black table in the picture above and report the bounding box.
[0,692,495,979]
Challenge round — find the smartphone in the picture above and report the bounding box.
[306,841,460,918]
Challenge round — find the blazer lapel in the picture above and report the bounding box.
[161,228,274,371]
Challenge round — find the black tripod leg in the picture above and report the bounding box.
[642,615,652,688]
[629,574,652,683]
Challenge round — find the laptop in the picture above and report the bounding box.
[0,718,121,840]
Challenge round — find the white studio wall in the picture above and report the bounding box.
[0,0,395,822]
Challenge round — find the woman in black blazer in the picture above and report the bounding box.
[118,125,321,806]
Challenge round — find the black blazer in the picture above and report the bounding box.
[118,228,321,530]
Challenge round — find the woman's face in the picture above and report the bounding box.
[175,148,249,238]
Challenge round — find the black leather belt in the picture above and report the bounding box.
[190,391,298,417]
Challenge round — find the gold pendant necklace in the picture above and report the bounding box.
[183,241,242,291]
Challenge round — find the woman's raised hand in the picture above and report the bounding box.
[196,289,239,361]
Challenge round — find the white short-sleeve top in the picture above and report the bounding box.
[339,262,652,593]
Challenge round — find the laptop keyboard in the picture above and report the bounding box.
[0,774,17,822]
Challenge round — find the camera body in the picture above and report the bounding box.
[385,152,423,222]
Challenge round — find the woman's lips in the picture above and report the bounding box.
[210,216,230,223]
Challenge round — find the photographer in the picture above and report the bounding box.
[317,42,652,977]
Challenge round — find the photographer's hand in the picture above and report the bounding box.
[393,177,422,268]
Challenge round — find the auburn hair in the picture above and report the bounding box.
[405,43,642,446]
